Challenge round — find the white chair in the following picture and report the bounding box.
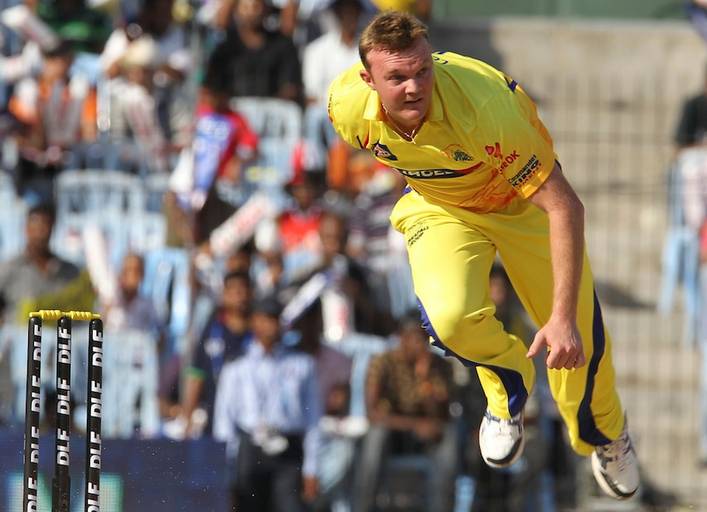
[231,97,303,188]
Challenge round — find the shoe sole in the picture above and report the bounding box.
[482,432,525,469]
[591,452,638,500]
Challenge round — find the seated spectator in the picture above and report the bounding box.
[0,203,80,421]
[278,170,324,280]
[100,0,191,82]
[354,313,457,512]
[317,211,393,336]
[100,0,193,148]
[103,36,172,174]
[165,69,259,246]
[213,296,322,512]
[292,298,358,511]
[102,252,161,334]
[0,203,80,323]
[8,40,97,203]
[181,271,253,437]
[206,0,303,102]
[348,168,407,314]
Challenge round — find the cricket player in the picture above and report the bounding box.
[328,11,639,499]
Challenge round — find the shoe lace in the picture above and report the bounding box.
[597,429,633,473]
[486,411,522,436]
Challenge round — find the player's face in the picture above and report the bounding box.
[360,37,434,132]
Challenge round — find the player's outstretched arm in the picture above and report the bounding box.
[525,162,587,370]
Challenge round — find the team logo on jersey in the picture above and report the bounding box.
[444,144,473,162]
[371,141,398,161]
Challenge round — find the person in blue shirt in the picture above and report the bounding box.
[180,270,253,437]
[213,296,322,512]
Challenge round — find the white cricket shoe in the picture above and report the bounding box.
[479,409,525,468]
[591,420,640,500]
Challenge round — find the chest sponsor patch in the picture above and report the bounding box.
[397,168,463,179]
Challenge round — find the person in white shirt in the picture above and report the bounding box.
[302,0,366,168]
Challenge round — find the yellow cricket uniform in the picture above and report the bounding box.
[328,51,624,455]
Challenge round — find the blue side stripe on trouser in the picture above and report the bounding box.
[416,298,528,417]
[576,292,612,446]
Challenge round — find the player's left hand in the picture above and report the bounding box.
[526,316,586,370]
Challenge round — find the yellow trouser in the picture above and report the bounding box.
[390,189,624,455]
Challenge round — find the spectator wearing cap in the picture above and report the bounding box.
[213,295,322,511]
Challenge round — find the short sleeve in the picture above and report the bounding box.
[327,66,368,150]
[232,113,259,160]
[479,86,557,199]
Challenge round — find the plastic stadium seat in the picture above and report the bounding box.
[231,97,303,188]
[141,247,191,355]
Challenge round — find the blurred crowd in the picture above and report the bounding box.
[0,0,579,510]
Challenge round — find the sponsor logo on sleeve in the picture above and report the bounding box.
[371,141,398,161]
[508,154,541,188]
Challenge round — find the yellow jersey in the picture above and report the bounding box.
[327,51,557,213]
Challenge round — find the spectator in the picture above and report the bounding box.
[354,313,457,512]
[100,0,192,146]
[213,295,322,512]
[278,171,323,280]
[0,203,80,323]
[675,66,707,152]
[302,0,364,169]
[181,270,253,437]
[100,0,191,81]
[206,0,303,102]
[103,36,172,174]
[37,0,112,54]
[348,168,407,311]
[318,210,392,336]
[166,69,259,247]
[102,252,161,334]
[8,40,97,203]
[673,70,707,254]
[303,0,362,107]
[292,298,358,511]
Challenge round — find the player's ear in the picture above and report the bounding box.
[359,69,375,90]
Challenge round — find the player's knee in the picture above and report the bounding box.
[426,304,488,343]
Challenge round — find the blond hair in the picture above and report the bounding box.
[358,11,429,69]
